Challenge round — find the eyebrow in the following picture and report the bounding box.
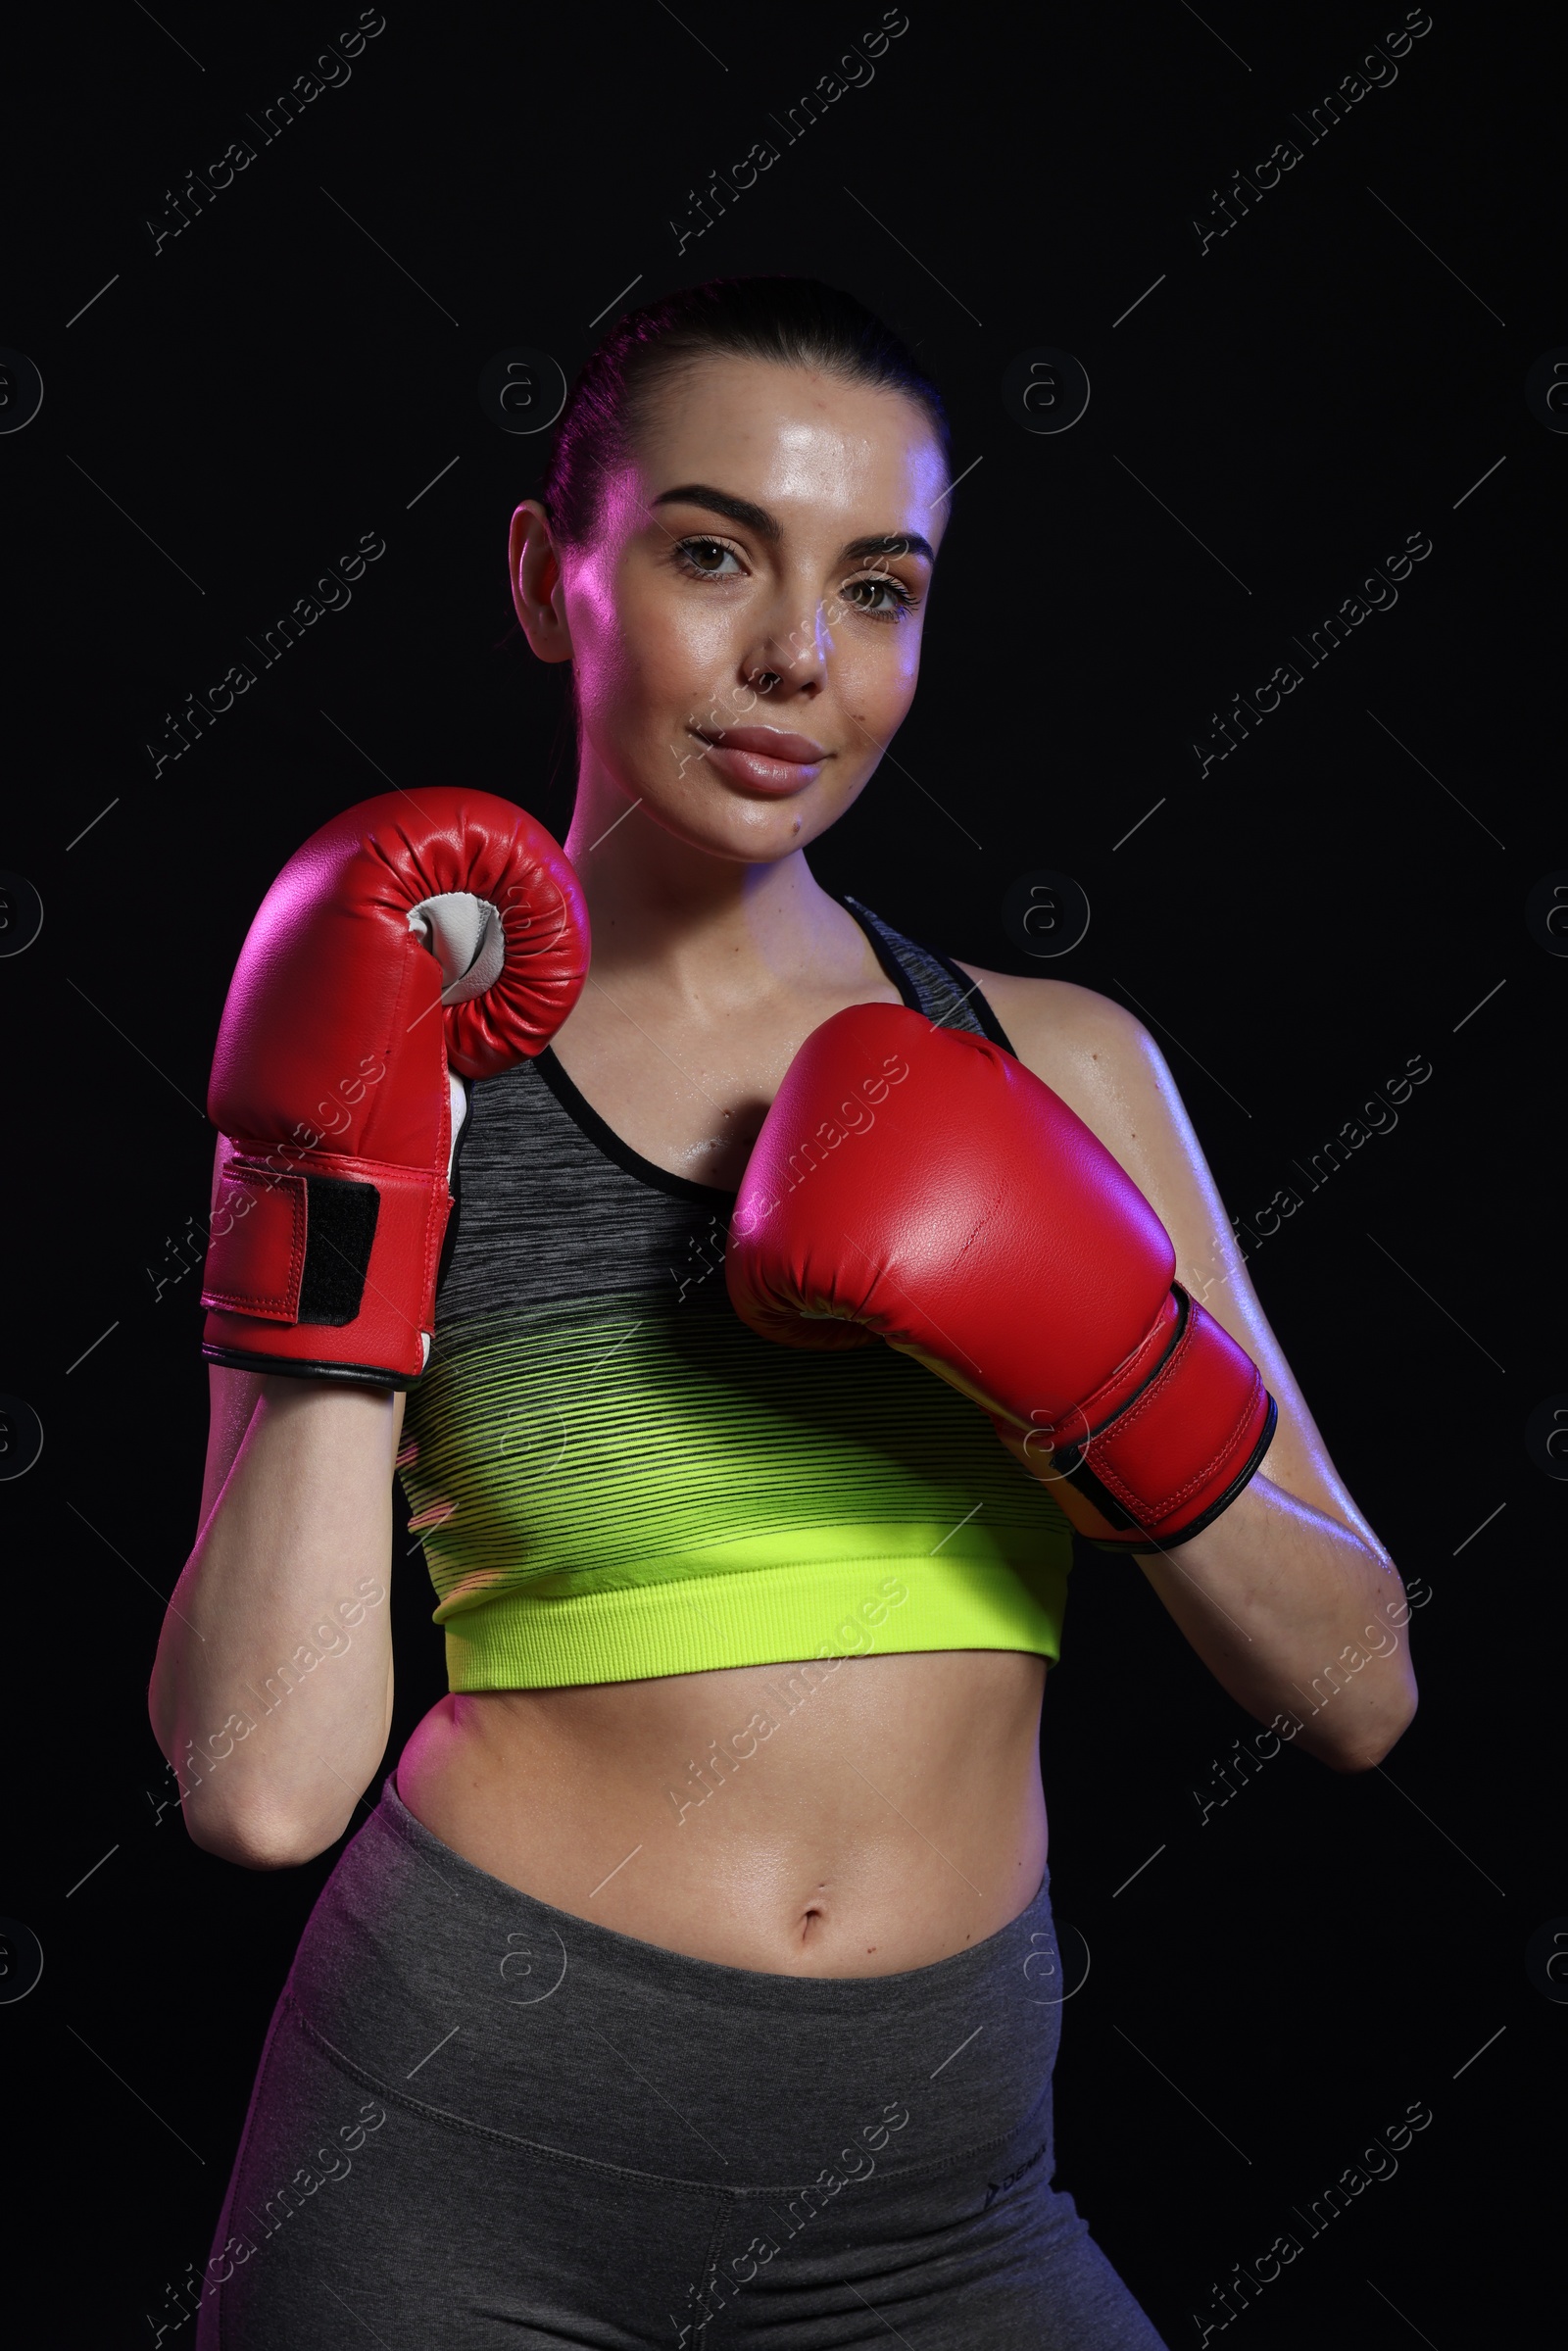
[651,482,935,566]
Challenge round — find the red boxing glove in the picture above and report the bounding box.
[200,788,589,1387]
[724,1004,1275,1549]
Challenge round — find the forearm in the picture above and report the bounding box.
[1133,1474,1419,1770]
[149,1379,399,1865]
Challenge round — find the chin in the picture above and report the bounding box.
[685,795,819,858]
[599,722,865,857]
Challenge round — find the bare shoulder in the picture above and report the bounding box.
[948,957,1216,1258]
[949,961,1158,1128]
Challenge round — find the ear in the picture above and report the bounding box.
[509,501,573,664]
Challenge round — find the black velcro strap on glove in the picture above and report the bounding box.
[203,1159,381,1328]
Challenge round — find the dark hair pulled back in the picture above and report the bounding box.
[538,276,951,548]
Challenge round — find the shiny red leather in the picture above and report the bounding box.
[200,789,589,1384]
[725,1003,1273,1547]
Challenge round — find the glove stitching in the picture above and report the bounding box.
[202,1166,308,1317]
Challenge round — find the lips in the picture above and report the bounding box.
[694,726,827,762]
[688,723,831,797]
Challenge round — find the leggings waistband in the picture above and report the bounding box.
[279,1773,1067,2193]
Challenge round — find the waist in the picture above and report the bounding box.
[281,1771,1063,2193]
[396,1648,1050,1977]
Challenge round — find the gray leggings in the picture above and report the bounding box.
[196,1775,1169,2348]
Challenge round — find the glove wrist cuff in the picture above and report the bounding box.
[201,1145,448,1382]
[1024,1290,1277,1548]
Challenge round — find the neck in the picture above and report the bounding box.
[562,765,858,1017]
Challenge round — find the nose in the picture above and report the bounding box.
[742,599,831,703]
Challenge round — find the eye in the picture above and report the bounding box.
[841,570,918,620]
[673,535,746,580]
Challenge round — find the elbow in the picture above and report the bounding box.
[1320,1684,1420,1775]
[180,1786,355,1871]
[186,1814,337,1872]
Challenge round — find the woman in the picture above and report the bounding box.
[159,277,1418,2348]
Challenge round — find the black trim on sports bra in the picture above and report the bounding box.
[835,892,1019,1057]
[922,942,1019,1054]
[829,892,925,1012]
[530,896,1017,1205]
[530,1041,739,1205]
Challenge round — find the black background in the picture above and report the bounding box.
[2,2,1561,2343]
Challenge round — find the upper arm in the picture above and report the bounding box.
[954,964,1390,1561]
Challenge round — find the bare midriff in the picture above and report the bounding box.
[395,1647,1050,1979]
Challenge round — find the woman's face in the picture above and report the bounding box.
[514,356,951,862]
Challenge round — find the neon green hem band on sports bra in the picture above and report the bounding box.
[439,1549,1067,1692]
